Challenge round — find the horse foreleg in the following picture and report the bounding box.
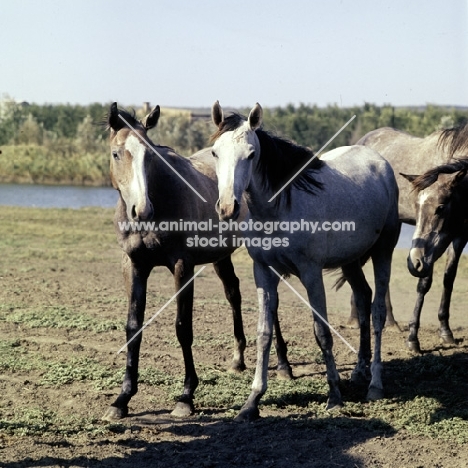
[438,236,467,345]
[171,258,198,417]
[213,256,246,373]
[235,262,279,422]
[407,273,433,354]
[103,254,150,420]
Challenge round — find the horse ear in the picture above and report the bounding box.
[248,103,263,131]
[449,169,468,187]
[212,100,224,127]
[142,105,160,130]
[400,173,418,183]
[108,102,125,131]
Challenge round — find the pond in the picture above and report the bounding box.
[0,183,418,249]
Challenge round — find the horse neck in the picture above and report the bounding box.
[147,145,187,183]
[246,161,282,220]
[146,146,189,210]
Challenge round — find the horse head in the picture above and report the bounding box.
[211,101,262,221]
[402,167,468,277]
[107,102,160,221]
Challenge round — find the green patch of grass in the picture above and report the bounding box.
[193,333,234,349]
[4,305,124,333]
[39,357,124,389]
[193,367,253,409]
[0,206,117,264]
[0,339,41,372]
[0,340,123,390]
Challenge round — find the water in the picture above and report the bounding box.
[0,183,416,249]
[0,183,118,209]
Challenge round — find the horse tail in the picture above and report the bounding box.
[332,251,373,291]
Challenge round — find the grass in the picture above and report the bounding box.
[2,305,124,333]
[0,206,116,259]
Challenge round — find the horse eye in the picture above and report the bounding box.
[211,150,218,159]
[247,151,255,160]
[435,204,445,215]
[112,151,120,160]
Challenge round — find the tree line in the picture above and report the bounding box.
[0,97,466,185]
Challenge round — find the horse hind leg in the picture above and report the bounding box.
[301,267,342,410]
[384,220,402,332]
[273,312,293,380]
[213,256,247,372]
[367,224,396,401]
[383,286,402,332]
[341,262,372,387]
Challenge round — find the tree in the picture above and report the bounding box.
[16,113,43,145]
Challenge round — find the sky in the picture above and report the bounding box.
[0,0,467,109]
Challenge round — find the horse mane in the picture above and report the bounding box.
[412,158,468,192]
[437,120,468,158]
[210,113,323,206]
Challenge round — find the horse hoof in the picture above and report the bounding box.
[346,317,360,329]
[276,365,294,381]
[102,405,127,421]
[171,401,194,418]
[326,399,343,411]
[234,406,260,423]
[228,361,246,374]
[439,332,456,345]
[366,386,384,401]
[406,340,422,354]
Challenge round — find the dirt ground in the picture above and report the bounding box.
[1,207,468,467]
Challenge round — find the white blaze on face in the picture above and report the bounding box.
[413,190,431,239]
[214,122,256,208]
[125,134,151,219]
[409,189,434,268]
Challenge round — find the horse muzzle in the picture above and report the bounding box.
[216,198,240,221]
[407,248,431,278]
[131,201,154,221]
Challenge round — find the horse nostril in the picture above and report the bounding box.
[131,205,137,220]
[414,259,422,272]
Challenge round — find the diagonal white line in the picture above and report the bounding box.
[268,266,357,354]
[268,114,356,202]
[116,266,207,354]
[118,114,208,202]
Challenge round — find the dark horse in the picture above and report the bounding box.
[356,122,468,352]
[102,103,292,420]
[404,159,468,348]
